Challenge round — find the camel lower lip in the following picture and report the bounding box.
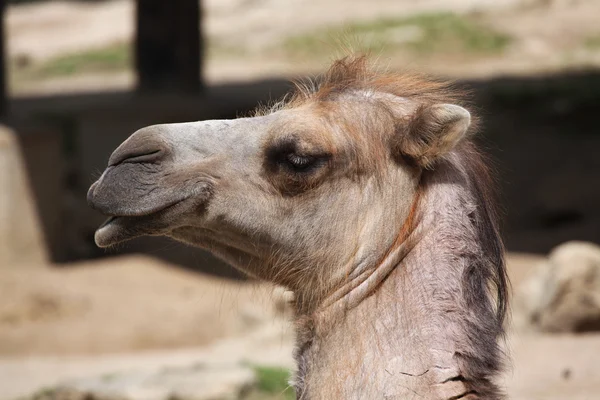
[95,215,137,248]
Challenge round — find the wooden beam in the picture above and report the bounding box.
[135,0,202,93]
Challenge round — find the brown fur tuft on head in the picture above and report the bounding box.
[290,55,462,105]
[284,55,478,169]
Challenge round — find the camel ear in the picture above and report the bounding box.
[394,103,471,168]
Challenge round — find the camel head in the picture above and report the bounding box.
[88,56,472,305]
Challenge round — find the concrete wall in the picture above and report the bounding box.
[0,125,48,266]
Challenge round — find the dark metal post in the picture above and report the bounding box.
[135,0,202,93]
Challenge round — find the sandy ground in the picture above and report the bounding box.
[1,253,599,399]
[0,323,296,400]
[0,256,288,356]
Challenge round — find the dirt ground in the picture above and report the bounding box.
[0,256,288,356]
[0,256,295,399]
[1,253,599,399]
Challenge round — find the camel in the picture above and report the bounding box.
[88,55,509,399]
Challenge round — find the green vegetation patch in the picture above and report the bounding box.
[584,34,600,49]
[15,38,242,81]
[284,12,511,58]
[250,365,295,400]
[33,42,131,78]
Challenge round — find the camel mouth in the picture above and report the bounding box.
[94,199,187,248]
[93,183,212,248]
[88,165,214,248]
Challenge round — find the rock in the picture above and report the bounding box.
[30,363,256,400]
[515,241,600,333]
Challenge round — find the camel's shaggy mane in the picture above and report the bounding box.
[291,55,463,106]
[258,55,466,116]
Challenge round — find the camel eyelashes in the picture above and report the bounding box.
[280,151,330,174]
[267,139,330,174]
[286,153,316,170]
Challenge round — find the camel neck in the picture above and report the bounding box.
[310,189,424,319]
[320,234,420,312]
[292,224,503,399]
[291,152,506,400]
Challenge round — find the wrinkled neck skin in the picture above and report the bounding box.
[293,162,504,400]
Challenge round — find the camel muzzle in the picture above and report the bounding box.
[88,118,261,248]
[87,125,215,247]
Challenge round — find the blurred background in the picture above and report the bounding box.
[1,0,599,399]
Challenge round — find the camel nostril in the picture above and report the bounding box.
[107,126,172,167]
[115,149,163,165]
[108,146,166,166]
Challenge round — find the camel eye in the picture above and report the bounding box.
[286,153,315,171]
[266,138,330,176]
